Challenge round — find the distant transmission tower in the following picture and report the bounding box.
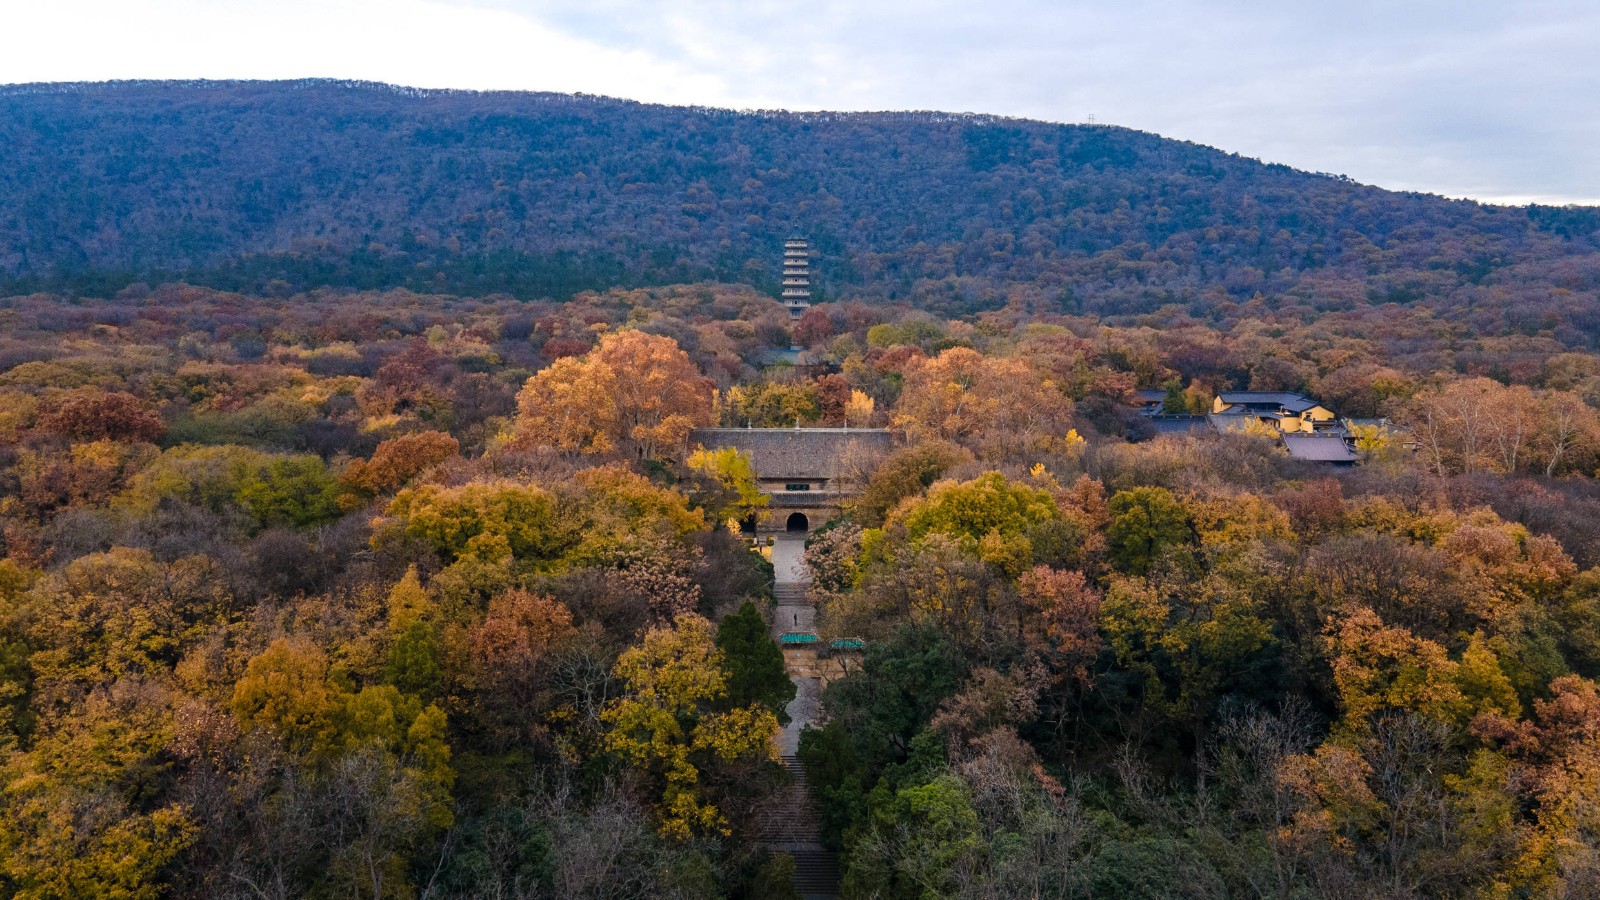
[1087,113,1096,126]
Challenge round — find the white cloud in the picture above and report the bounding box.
[3,0,731,103]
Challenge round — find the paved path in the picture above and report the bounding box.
[772,533,809,587]
[772,534,819,754]
[779,673,820,755]
[759,533,840,898]
[771,534,814,640]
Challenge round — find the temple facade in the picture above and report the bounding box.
[688,427,894,533]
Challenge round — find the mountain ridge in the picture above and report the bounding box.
[2,79,1597,335]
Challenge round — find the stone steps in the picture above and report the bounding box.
[774,581,815,639]
[766,540,838,897]
[753,756,840,898]
[791,849,842,898]
[751,758,821,845]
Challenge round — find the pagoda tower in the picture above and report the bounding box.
[781,236,811,320]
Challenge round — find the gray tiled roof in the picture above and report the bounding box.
[689,428,895,481]
[1148,415,1209,434]
[1283,434,1358,463]
[1218,391,1322,413]
[1207,412,1259,432]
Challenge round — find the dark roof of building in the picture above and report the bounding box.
[1207,412,1260,432]
[1149,415,1209,434]
[689,427,895,481]
[756,348,804,367]
[1283,434,1358,463]
[1218,391,1323,413]
[1134,389,1167,403]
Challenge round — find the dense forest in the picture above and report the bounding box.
[2,80,1600,343]
[6,77,1600,898]
[3,273,1600,897]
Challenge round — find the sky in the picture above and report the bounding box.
[5,0,1597,205]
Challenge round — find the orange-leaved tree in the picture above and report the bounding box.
[893,347,1074,461]
[514,330,713,460]
[339,430,460,504]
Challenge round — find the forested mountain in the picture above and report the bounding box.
[13,79,1600,899]
[3,79,1599,339]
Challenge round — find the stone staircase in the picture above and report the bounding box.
[764,536,838,897]
[773,581,815,639]
[753,755,841,899]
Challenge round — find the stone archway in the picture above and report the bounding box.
[785,512,809,533]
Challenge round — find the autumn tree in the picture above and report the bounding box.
[1397,377,1576,476]
[24,549,232,691]
[804,521,865,609]
[1323,607,1470,733]
[229,637,455,896]
[686,446,769,525]
[11,440,156,518]
[845,389,877,428]
[889,471,1063,578]
[114,444,342,531]
[601,614,778,839]
[893,348,1074,461]
[382,567,443,699]
[1105,486,1193,575]
[793,306,835,347]
[37,388,165,444]
[849,440,975,528]
[814,373,852,425]
[235,456,343,529]
[1098,572,1274,731]
[465,589,578,746]
[339,430,460,503]
[230,638,347,758]
[379,481,569,571]
[514,330,713,460]
[1277,715,1520,894]
[0,682,197,900]
[726,380,820,428]
[1532,390,1600,476]
[1017,566,1104,686]
[512,355,620,454]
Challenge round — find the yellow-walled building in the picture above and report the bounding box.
[1210,391,1338,434]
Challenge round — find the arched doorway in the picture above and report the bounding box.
[785,512,809,533]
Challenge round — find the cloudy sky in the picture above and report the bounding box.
[6,0,1597,205]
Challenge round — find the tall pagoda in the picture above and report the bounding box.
[781,236,811,320]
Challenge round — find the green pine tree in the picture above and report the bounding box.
[715,602,796,725]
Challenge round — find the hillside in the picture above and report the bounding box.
[13,80,1600,900]
[2,79,1599,336]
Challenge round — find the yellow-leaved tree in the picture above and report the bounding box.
[686,446,769,526]
[601,614,778,839]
